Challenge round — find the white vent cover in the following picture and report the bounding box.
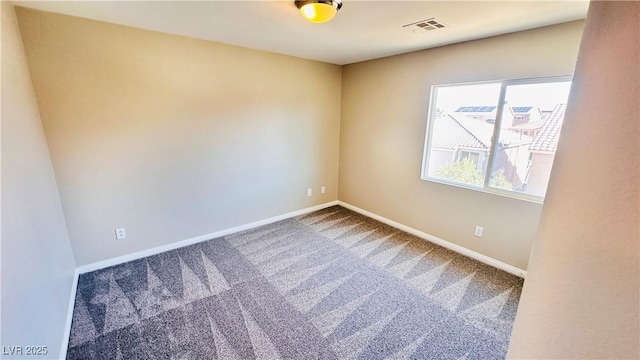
[403,18,447,33]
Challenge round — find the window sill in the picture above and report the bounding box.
[420,176,545,204]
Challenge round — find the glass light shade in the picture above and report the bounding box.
[299,3,337,23]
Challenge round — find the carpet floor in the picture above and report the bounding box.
[66,205,523,359]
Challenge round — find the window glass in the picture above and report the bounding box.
[422,77,572,201]
[424,83,501,187]
[489,81,572,196]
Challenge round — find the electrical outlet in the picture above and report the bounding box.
[321,186,326,194]
[307,188,312,197]
[474,226,483,238]
[115,228,126,240]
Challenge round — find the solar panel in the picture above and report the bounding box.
[454,106,496,113]
[512,106,533,113]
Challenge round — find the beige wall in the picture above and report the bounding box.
[16,8,342,266]
[1,2,77,358]
[508,2,639,358]
[339,21,584,270]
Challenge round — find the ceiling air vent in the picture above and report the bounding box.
[403,18,447,33]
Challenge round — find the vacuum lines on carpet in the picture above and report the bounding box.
[66,205,523,359]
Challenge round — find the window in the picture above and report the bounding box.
[458,151,480,165]
[421,76,572,201]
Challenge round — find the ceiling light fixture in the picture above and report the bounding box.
[295,0,342,24]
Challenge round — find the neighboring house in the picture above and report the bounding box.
[428,114,491,176]
[526,104,567,196]
[453,106,497,123]
[510,119,546,137]
[510,106,543,126]
[454,105,543,133]
[429,114,532,189]
[508,106,545,136]
[434,104,567,193]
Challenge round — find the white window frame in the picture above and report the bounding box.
[420,75,572,203]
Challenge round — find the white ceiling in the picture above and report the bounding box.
[14,0,589,65]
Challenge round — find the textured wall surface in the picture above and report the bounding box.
[1,2,77,358]
[339,21,584,270]
[508,2,639,358]
[17,8,342,266]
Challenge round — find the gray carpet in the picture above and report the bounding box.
[66,205,523,359]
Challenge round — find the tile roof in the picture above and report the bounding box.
[495,124,533,147]
[529,104,567,152]
[431,115,530,150]
[510,119,546,131]
[431,115,488,150]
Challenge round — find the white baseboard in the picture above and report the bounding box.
[76,201,339,275]
[337,201,527,278]
[60,269,79,359]
[63,200,339,359]
[62,198,523,358]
